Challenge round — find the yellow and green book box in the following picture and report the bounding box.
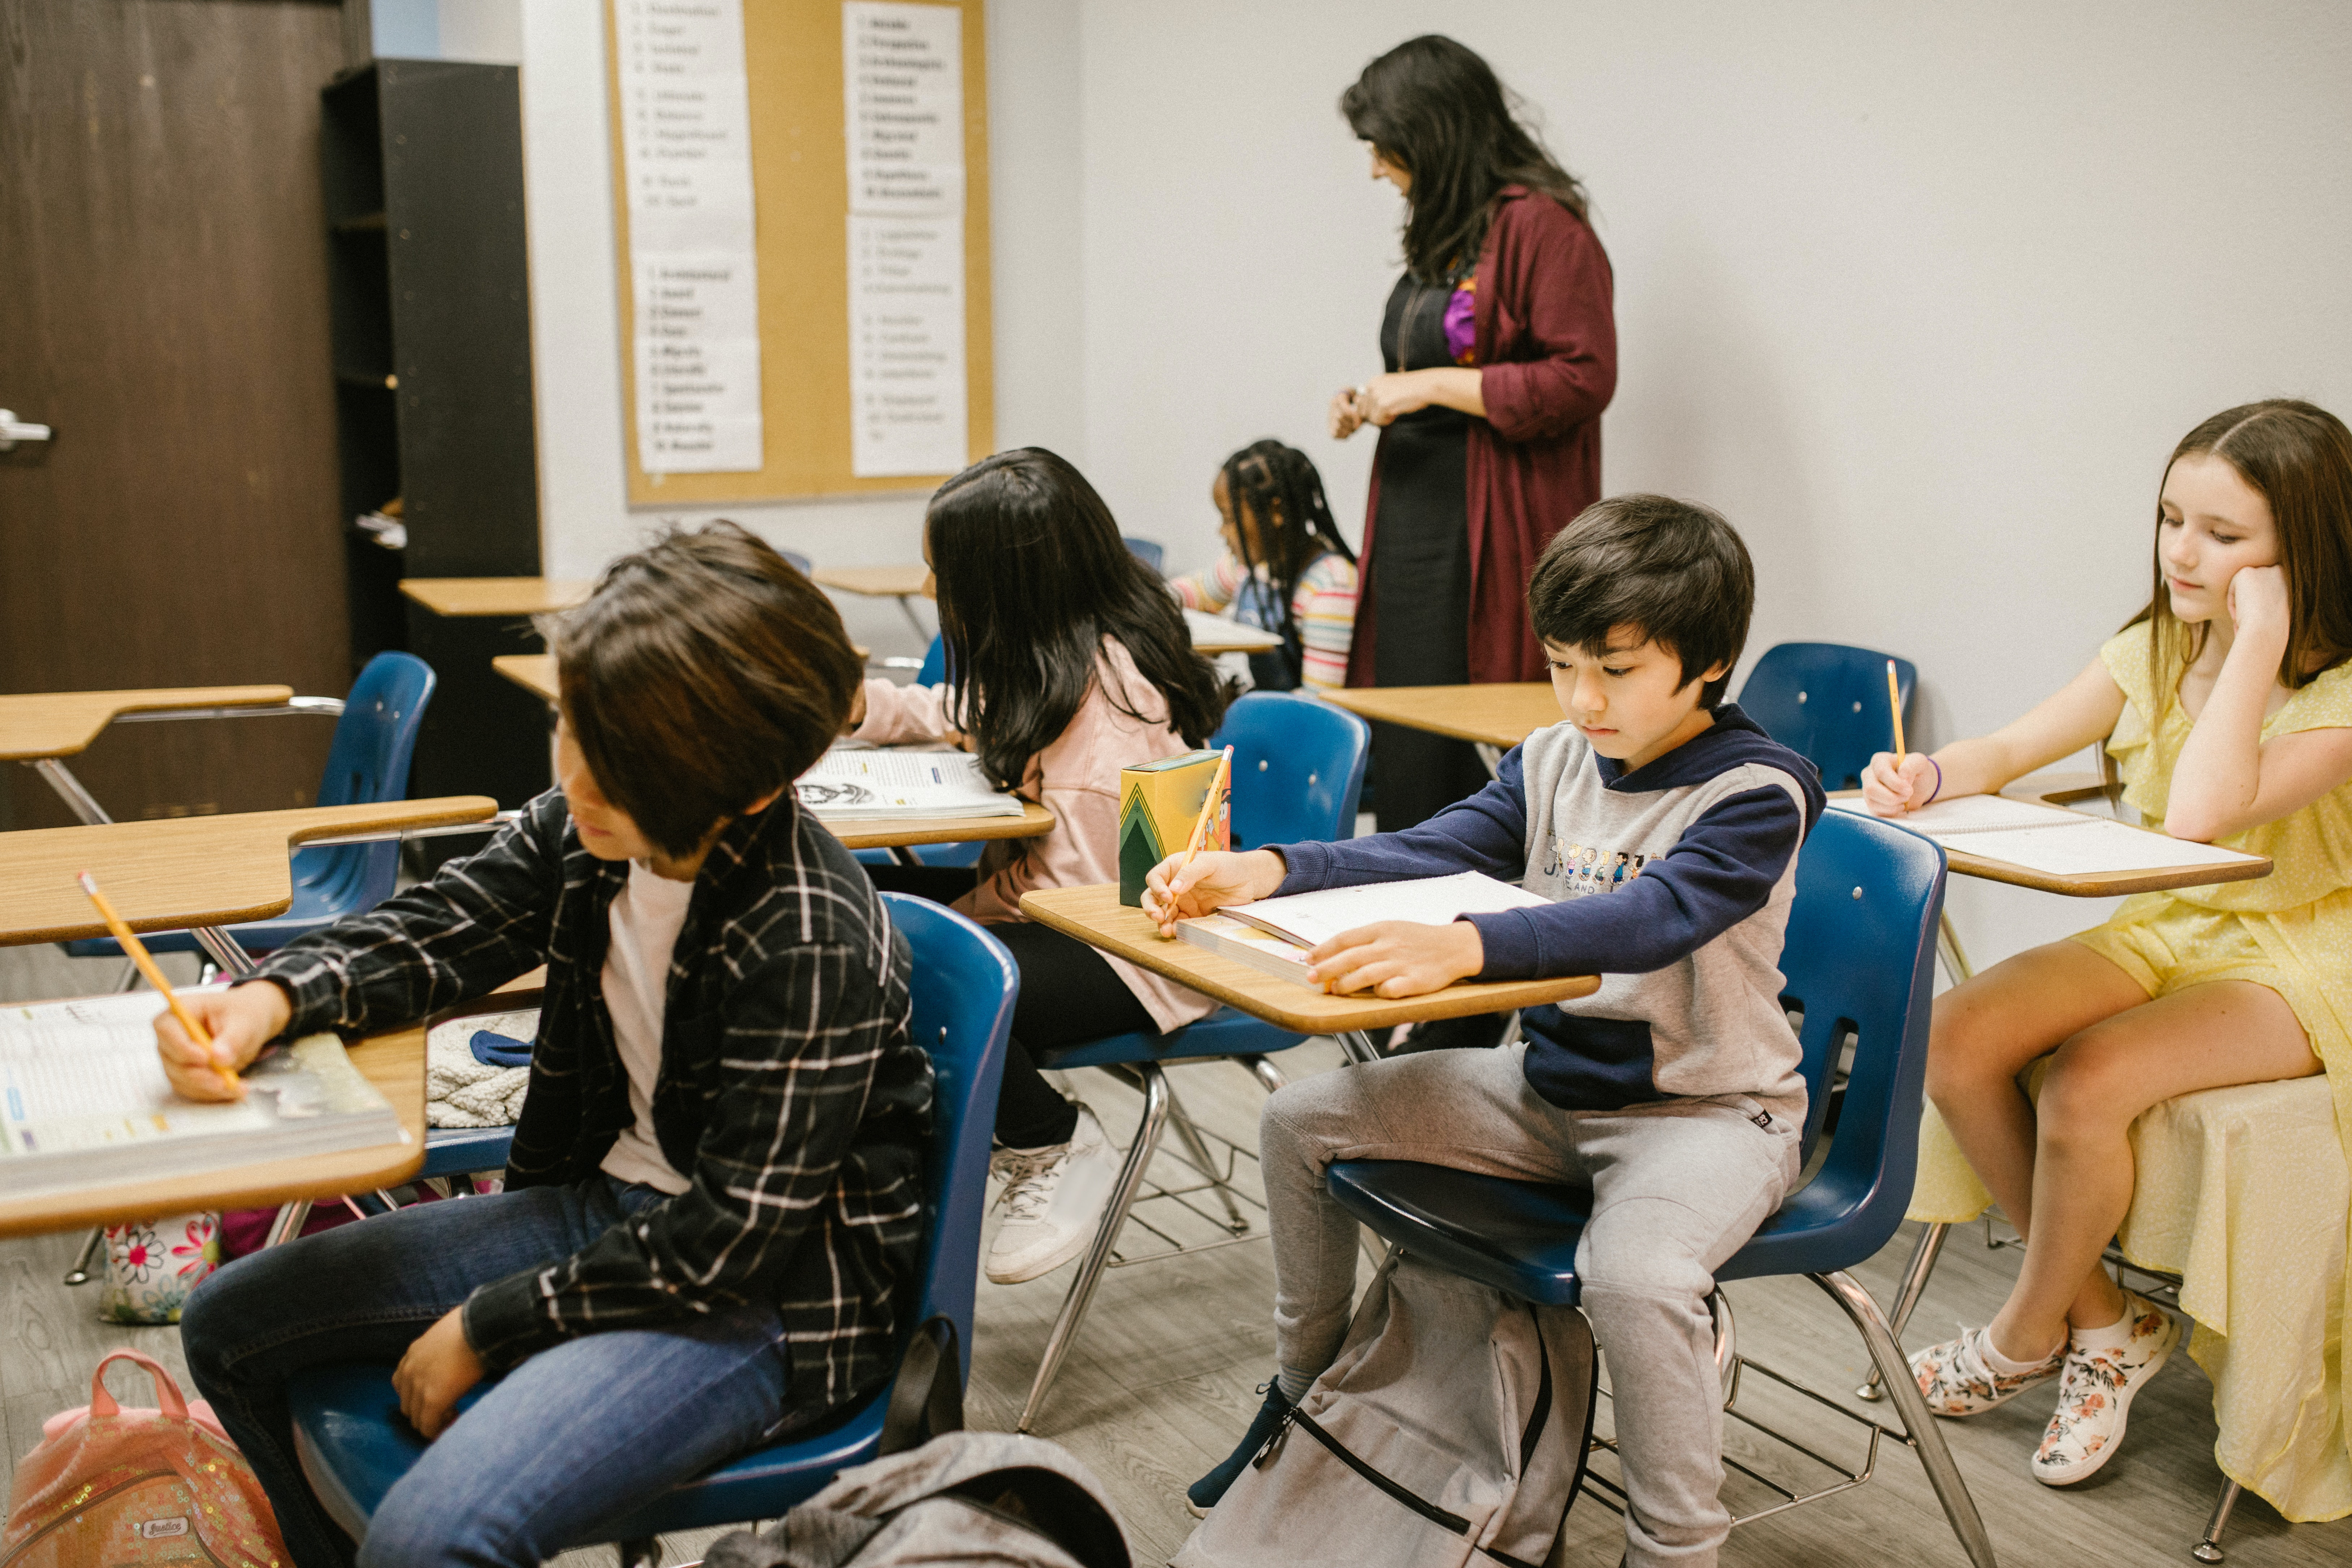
[1118,751,1228,906]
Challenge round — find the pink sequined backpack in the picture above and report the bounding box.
[1,1351,285,1568]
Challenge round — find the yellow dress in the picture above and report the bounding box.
[1908,619,2352,1521]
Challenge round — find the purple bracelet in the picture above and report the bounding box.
[1923,756,1943,806]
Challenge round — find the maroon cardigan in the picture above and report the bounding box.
[1346,187,1618,687]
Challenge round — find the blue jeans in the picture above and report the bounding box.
[179,1177,793,1568]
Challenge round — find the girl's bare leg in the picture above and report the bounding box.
[1988,979,2319,1359]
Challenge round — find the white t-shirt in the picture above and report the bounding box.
[598,859,696,1195]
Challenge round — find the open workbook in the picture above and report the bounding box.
[796,748,1026,822]
[0,988,408,1201]
[1179,871,1549,987]
[1827,794,2265,877]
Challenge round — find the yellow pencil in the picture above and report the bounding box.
[77,872,243,1096]
[1886,659,1908,765]
[1177,745,1235,876]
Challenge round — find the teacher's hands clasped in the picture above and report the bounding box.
[1142,848,1486,998]
[1329,373,1431,439]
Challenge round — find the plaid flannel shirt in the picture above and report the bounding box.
[250,789,932,1421]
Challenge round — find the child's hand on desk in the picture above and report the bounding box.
[1310,921,1485,998]
[393,1307,485,1440]
[154,983,290,1101]
[1859,751,1939,817]
[1143,849,1288,936]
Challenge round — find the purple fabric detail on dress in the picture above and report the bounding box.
[1443,283,1478,365]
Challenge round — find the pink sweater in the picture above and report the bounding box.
[852,638,1218,1034]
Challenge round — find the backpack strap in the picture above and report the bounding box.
[878,1317,963,1457]
[87,1351,189,1420]
[1285,1408,1547,1568]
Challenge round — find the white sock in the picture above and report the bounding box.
[2071,1298,2142,1351]
[1980,1328,2058,1375]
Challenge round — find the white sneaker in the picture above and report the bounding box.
[2031,1293,2180,1486]
[985,1105,1121,1285]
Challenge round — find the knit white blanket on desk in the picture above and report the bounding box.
[425,1008,537,1129]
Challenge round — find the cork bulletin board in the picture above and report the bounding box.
[606,0,994,503]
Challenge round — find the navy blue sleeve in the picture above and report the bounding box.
[1463,784,1803,980]
[1274,744,1531,890]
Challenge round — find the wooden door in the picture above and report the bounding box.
[0,0,350,832]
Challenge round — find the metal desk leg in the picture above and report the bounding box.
[1474,743,1503,780]
[1858,1220,1951,1400]
[1937,911,1974,985]
[894,593,931,643]
[1336,1030,1384,1066]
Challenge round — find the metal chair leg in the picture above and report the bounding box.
[63,1227,106,1285]
[1812,1269,1998,1568]
[1858,1220,1951,1400]
[1241,1053,1286,1095]
[1708,1288,1738,1406]
[1162,1083,1247,1233]
[1018,1065,1172,1432]
[2191,1479,2241,1563]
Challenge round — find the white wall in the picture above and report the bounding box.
[1073,0,2352,967]
[515,0,1084,661]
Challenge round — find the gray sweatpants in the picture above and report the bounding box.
[1261,1042,1801,1568]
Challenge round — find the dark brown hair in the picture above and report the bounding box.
[2127,399,2352,700]
[542,522,860,858]
[1527,495,1754,708]
[1340,34,1589,283]
[1218,439,1354,686]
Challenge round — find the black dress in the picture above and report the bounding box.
[1367,274,1497,832]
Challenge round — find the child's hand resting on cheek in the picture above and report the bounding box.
[1859,751,1939,817]
[1310,920,1485,998]
[1142,849,1289,937]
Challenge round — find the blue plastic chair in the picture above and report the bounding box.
[1736,642,1917,792]
[1014,690,1370,1431]
[1121,536,1165,575]
[65,653,437,960]
[283,893,1018,1557]
[1320,810,1994,1566]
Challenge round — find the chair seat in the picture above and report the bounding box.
[418,1125,515,1180]
[1327,1156,1903,1308]
[289,1363,886,1545]
[1028,1006,1304,1071]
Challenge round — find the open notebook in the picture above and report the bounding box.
[1828,794,2264,878]
[796,748,1026,822]
[1179,871,1548,987]
[0,988,408,1201]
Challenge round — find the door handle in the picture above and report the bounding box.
[0,409,54,452]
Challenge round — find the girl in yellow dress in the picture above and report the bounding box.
[1861,399,2352,1486]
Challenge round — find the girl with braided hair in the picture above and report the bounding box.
[1169,439,1361,692]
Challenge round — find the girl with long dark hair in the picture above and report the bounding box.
[850,448,1235,1284]
[1169,439,1359,691]
[1330,34,1617,830]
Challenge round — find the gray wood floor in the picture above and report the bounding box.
[5,942,2347,1567]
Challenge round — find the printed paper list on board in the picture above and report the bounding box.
[615,0,764,473]
[844,0,968,478]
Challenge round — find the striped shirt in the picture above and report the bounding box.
[248,790,931,1426]
[1168,548,1359,690]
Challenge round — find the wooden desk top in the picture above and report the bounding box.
[0,686,295,762]
[1835,777,2275,897]
[814,564,929,598]
[1020,882,1598,1036]
[400,577,592,617]
[1182,609,1284,656]
[494,653,559,704]
[0,1021,425,1237]
[0,797,498,946]
[1321,683,1560,749]
[825,800,1055,851]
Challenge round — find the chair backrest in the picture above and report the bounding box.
[1777,809,1945,1242]
[1122,536,1165,575]
[916,634,946,687]
[1736,642,1918,791]
[293,652,438,913]
[1212,692,1371,849]
[876,893,1018,1377]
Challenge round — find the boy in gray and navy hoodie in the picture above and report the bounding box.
[1151,496,1824,1568]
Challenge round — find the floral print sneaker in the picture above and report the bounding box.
[2031,1294,2180,1486]
[1910,1323,2067,1416]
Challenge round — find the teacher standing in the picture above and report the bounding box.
[1332,35,1617,832]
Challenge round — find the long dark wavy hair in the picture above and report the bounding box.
[2124,399,2352,703]
[1219,440,1355,685]
[929,449,1235,793]
[1340,34,1589,283]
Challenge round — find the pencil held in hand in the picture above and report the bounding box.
[1178,746,1235,874]
[76,871,243,1096]
[1886,660,1907,765]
